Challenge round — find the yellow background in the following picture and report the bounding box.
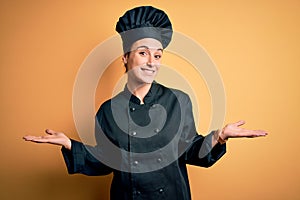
[1,0,299,199]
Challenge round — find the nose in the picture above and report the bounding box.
[146,54,155,67]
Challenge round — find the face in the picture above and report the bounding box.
[123,38,163,85]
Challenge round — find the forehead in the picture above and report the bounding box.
[130,38,163,51]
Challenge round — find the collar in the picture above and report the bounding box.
[122,81,160,105]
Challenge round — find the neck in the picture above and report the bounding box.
[127,81,152,104]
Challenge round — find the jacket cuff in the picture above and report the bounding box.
[61,139,85,174]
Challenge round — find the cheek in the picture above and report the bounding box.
[129,57,146,68]
[127,61,141,72]
[155,60,161,66]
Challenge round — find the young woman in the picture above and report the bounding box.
[24,6,267,200]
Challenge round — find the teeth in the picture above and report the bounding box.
[142,68,154,72]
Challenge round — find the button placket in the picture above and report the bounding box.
[127,104,136,193]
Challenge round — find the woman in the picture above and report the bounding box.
[24,6,267,200]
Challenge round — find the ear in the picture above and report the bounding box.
[122,54,128,64]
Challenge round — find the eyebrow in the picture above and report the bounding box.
[135,45,163,52]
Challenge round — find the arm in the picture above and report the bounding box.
[182,96,268,167]
[180,96,226,167]
[23,129,113,176]
[61,139,112,176]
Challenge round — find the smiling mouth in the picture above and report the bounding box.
[141,68,155,73]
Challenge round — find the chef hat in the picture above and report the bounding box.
[115,6,173,53]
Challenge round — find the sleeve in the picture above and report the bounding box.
[61,139,113,176]
[180,95,226,168]
[183,133,226,167]
[61,103,114,176]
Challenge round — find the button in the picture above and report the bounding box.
[154,128,160,133]
[132,131,137,136]
[133,160,139,165]
[130,107,136,112]
[159,188,164,193]
[157,158,162,163]
[137,191,141,195]
[185,139,191,143]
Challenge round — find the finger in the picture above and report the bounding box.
[244,130,268,138]
[23,135,48,142]
[23,135,35,141]
[254,130,268,136]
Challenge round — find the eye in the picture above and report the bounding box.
[154,54,162,59]
[138,51,148,56]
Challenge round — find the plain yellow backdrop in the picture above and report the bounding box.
[1,0,299,199]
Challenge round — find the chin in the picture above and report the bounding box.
[143,78,155,84]
[135,75,154,84]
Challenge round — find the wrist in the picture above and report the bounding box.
[64,139,72,150]
[215,128,228,144]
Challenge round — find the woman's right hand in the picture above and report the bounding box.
[23,129,72,150]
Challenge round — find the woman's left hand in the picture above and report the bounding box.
[221,120,268,140]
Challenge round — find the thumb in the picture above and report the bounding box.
[45,129,57,135]
[235,120,246,127]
